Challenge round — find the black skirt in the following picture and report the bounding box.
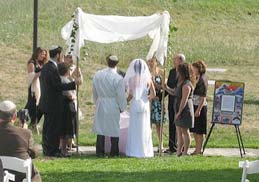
[190,105,207,134]
[60,97,76,139]
[25,87,43,124]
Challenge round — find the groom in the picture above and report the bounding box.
[92,55,127,157]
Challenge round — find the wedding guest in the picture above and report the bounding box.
[174,63,196,156]
[64,55,83,149]
[92,55,127,157]
[64,55,83,82]
[125,59,156,158]
[0,100,41,182]
[190,61,208,155]
[58,63,77,156]
[25,47,48,130]
[147,56,166,152]
[39,45,80,157]
[164,53,185,154]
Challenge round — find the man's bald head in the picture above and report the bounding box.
[173,53,186,68]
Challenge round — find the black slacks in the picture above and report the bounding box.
[96,135,119,156]
[42,112,61,156]
[168,97,177,151]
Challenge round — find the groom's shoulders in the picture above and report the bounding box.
[94,68,122,81]
[94,68,107,77]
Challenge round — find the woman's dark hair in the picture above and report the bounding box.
[134,59,145,75]
[58,62,69,76]
[178,63,196,87]
[49,46,63,58]
[28,47,46,64]
[192,60,207,75]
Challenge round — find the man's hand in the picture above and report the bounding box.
[166,85,175,95]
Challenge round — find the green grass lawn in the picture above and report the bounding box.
[35,155,259,182]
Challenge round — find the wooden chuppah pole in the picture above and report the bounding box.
[65,8,80,155]
[76,57,80,154]
[158,58,166,157]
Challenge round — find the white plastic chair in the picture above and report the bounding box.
[4,171,15,182]
[0,159,3,182]
[0,156,32,182]
[239,160,259,182]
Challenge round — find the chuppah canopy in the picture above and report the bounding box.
[61,7,170,65]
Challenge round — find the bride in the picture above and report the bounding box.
[124,58,156,158]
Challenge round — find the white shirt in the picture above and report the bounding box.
[49,59,58,67]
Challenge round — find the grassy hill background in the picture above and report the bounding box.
[1,0,259,65]
[1,0,259,148]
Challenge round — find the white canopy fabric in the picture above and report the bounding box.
[61,7,170,65]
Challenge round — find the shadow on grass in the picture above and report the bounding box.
[39,169,258,182]
[244,99,259,105]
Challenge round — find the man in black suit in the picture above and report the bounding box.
[39,46,80,157]
[165,54,185,154]
[0,100,41,182]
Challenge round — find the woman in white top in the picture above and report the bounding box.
[124,58,156,158]
[25,47,48,130]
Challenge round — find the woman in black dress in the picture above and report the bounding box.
[58,62,77,156]
[174,63,196,156]
[25,47,48,131]
[190,61,208,155]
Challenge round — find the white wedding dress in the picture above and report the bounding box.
[125,82,154,158]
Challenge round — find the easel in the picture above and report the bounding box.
[203,80,246,158]
[203,123,246,157]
